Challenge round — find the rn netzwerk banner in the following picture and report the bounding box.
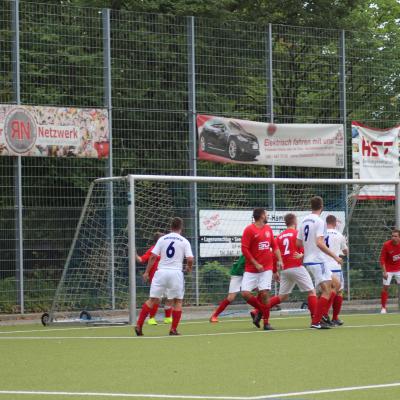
[352,122,400,199]
[199,209,345,257]
[197,114,345,168]
[0,105,109,158]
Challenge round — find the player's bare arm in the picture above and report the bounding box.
[316,236,343,265]
[143,253,157,282]
[380,262,388,279]
[296,238,303,248]
[185,257,194,273]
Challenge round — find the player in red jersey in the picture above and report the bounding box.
[265,213,317,323]
[241,207,283,330]
[379,229,400,313]
[136,232,173,325]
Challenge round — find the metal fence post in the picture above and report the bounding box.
[128,175,137,325]
[187,16,200,306]
[12,0,24,314]
[267,23,276,212]
[339,29,351,302]
[102,8,115,310]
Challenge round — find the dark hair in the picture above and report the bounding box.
[171,217,183,231]
[392,229,400,236]
[326,215,337,225]
[284,213,296,227]
[153,231,164,244]
[253,207,266,221]
[310,196,323,211]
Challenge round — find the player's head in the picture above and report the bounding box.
[152,231,164,244]
[310,196,323,213]
[391,229,400,244]
[284,213,297,228]
[253,207,267,224]
[170,217,184,233]
[326,214,337,228]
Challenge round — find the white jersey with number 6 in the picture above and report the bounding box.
[324,228,348,270]
[151,232,193,271]
[298,213,327,264]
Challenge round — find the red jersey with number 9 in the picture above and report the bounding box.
[276,228,303,270]
[241,223,277,273]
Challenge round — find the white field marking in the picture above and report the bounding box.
[0,312,391,335]
[0,322,399,341]
[0,382,400,399]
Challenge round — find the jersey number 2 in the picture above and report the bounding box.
[166,242,175,258]
[283,238,290,255]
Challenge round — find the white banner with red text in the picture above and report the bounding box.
[0,105,109,158]
[352,122,400,199]
[199,209,345,257]
[197,114,345,168]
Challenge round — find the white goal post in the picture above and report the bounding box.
[44,175,400,326]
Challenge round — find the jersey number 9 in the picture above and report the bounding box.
[304,225,310,242]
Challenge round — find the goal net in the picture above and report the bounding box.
[43,175,398,325]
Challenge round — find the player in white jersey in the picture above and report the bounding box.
[324,215,348,326]
[135,217,194,336]
[297,196,343,329]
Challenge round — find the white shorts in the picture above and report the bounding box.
[331,270,344,291]
[383,271,400,286]
[279,266,314,295]
[305,262,332,288]
[228,275,243,294]
[241,270,273,292]
[150,269,184,300]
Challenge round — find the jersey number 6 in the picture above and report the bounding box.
[166,242,175,258]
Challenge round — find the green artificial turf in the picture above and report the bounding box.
[0,313,399,400]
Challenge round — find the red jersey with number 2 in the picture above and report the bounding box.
[140,245,160,281]
[241,224,277,273]
[276,228,303,270]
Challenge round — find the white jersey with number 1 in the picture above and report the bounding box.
[151,232,193,270]
[298,213,327,264]
[325,228,348,270]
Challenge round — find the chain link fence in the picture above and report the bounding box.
[0,0,399,313]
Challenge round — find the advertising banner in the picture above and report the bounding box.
[352,122,400,199]
[0,105,109,158]
[197,114,344,169]
[199,209,345,257]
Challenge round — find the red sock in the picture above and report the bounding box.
[381,290,388,308]
[149,303,159,318]
[307,295,317,319]
[246,295,268,321]
[137,303,151,328]
[268,295,281,309]
[164,307,172,318]
[257,292,264,302]
[326,292,336,316]
[213,299,231,317]
[312,297,329,325]
[171,310,182,331]
[263,296,281,324]
[332,295,343,320]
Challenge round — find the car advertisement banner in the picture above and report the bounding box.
[197,114,345,169]
[0,105,109,158]
[199,209,345,257]
[352,122,400,200]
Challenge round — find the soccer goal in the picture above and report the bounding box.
[42,175,400,326]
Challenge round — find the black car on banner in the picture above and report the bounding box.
[199,119,260,161]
